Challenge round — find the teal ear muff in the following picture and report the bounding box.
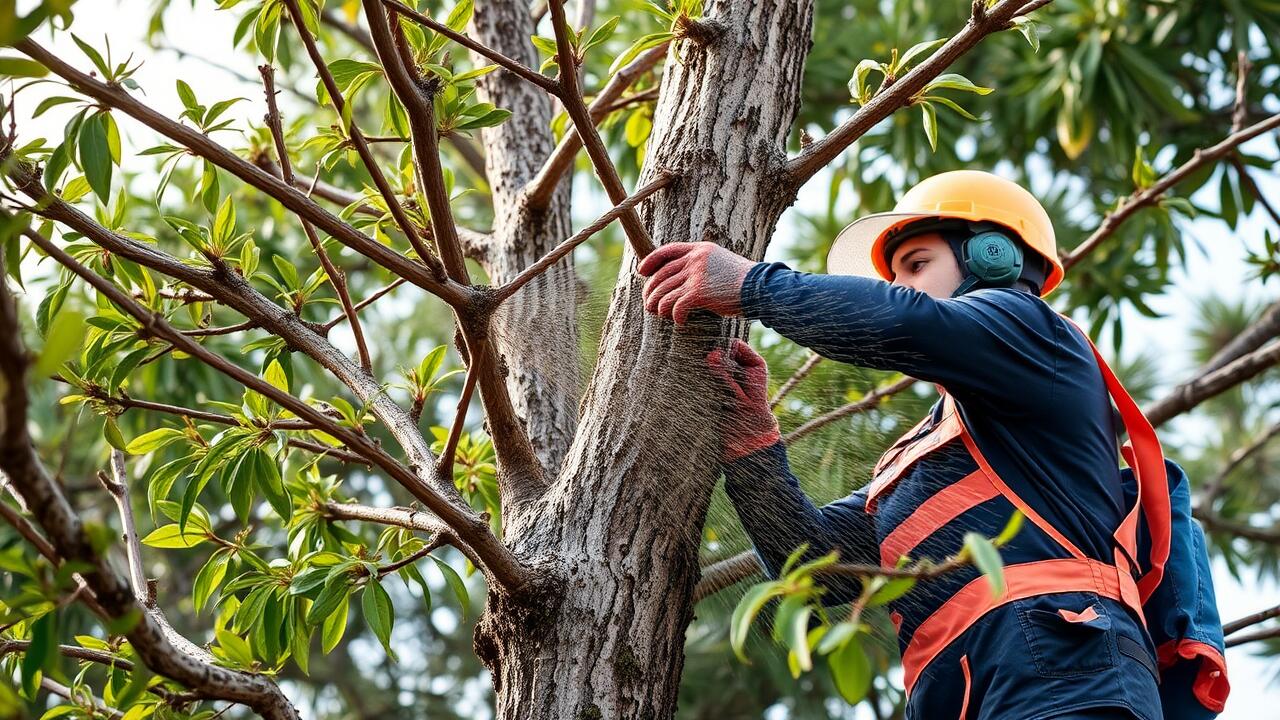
[952,230,1023,297]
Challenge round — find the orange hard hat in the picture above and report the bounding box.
[826,170,1064,297]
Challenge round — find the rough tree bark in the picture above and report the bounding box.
[471,0,580,480]
[473,2,816,718]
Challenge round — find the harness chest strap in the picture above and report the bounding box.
[877,318,1171,696]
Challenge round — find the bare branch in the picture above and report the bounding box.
[693,552,761,602]
[40,678,124,720]
[1202,298,1280,375]
[1224,603,1280,636]
[1146,340,1280,428]
[1199,418,1280,508]
[99,451,152,606]
[494,171,675,303]
[436,356,480,480]
[321,500,483,568]
[784,376,918,443]
[1225,625,1280,648]
[524,42,669,209]
[321,277,407,332]
[1063,111,1280,269]
[1192,507,1280,544]
[260,62,374,372]
[786,0,1046,186]
[770,352,823,409]
[15,38,471,307]
[546,0,655,257]
[382,0,560,93]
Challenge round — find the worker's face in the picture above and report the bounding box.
[889,234,964,298]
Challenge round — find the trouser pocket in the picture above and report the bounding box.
[1014,593,1117,677]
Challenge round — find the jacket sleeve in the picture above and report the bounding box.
[1136,460,1229,719]
[738,262,1057,413]
[722,441,878,606]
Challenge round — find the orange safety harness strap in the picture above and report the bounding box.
[1061,316,1171,600]
[901,558,1143,694]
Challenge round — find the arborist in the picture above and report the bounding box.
[638,171,1230,720]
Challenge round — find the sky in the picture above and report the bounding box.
[9,0,1280,717]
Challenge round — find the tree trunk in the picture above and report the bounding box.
[475,2,815,718]
[472,0,579,480]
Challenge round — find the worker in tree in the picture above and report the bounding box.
[638,171,1229,720]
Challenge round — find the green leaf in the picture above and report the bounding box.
[964,532,1005,597]
[431,556,469,618]
[321,594,348,653]
[584,16,620,51]
[34,308,85,377]
[606,32,672,78]
[993,510,1025,548]
[213,195,235,245]
[454,108,512,131]
[868,577,917,606]
[21,612,57,698]
[141,524,207,548]
[729,581,783,663]
[829,636,872,704]
[78,112,113,203]
[193,551,230,612]
[445,0,473,32]
[125,428,185,455]
[71,34,110,77]
[814,620,858,655]
[263,358,289,394]
[786,599,813,673]
[255,449,292,522]
[847,58,881,104]
[215,629,254,667]
[921,102,938,151]
[0,57,47,78]
[104,418,128,451]
[361,579,396,659]
[897,38,945,71]
[925,73,994,95]
[306,569,352,625]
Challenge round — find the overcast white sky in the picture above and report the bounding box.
[10,1,1279,717]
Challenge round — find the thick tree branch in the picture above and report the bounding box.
[1192,508,1280,544]
[523,42,669,209]
[1063,111,1280,269]
[1225,625,1280,648]
[546,0,654,257]
[1146,340,1280,428]
[1202,298,1280,375]
[281,0,445,277]
[260,63,374,372]
[20,229,532,592]
[785,0,1047,186]
[366,0,550,508]
[15,38,471,307]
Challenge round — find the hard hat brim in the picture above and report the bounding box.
[827,212,941,280]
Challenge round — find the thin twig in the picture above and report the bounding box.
[770,353,823,409]
[1224,603,1280,636]
[1064,111,1280,269]
[279,0,445,280]
[784,376,917,443]
[436,358,480,480]
[495,171,675,302]
[99,450,153,605]
[382,0,560,93]
[1225,625,1280,648]
[260,63,374,372]
[546,0,655,257]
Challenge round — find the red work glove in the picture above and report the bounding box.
[637,242,756,325]
[707,339,782,462]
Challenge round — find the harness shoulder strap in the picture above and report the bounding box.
[1061,316,1171,601]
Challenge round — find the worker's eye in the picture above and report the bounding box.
[910,259,928,273]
